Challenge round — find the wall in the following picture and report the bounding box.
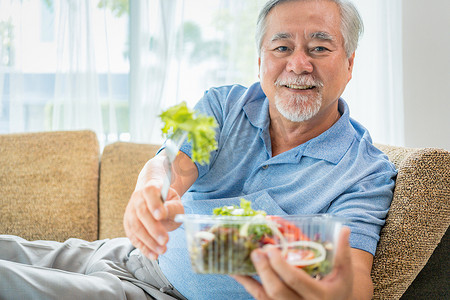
[402,0,450,150]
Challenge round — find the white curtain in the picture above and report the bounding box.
[343,0,404,146]
[0,0,127,147]
[1,0,403,147]
[129,0,182,144]
[52,0,103,139]
[0,1,25,133]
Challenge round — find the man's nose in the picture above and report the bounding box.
[286,50,313,74]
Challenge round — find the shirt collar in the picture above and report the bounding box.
[242,84,269,131]
[302,99,356,164]
[242,84,271,156]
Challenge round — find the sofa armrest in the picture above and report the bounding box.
[372,144,450,299]
[0,130,99,242]
[99,141,161,239]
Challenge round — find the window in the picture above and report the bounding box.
[0,0,130,145]
[1,0,403,147]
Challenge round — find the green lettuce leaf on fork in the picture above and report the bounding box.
[159,101,218,165]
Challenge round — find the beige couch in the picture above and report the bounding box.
[1,130,448,299]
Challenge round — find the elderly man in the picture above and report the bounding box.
[0,0,396,299]
[125,0,396,299]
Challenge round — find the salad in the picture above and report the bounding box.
[176,199,339,277]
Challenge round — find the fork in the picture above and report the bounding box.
[160,129,188,202]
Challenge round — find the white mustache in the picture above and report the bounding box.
[275,76,323,88]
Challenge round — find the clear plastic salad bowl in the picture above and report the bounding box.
[174,214,346,277]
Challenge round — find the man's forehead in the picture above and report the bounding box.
[264,0,342,42]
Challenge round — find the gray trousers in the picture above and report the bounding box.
[0,235,186,300]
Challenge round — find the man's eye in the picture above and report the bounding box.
[274,46,289,52]
[312,46,328,52]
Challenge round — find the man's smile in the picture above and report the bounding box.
[285,84,316,90]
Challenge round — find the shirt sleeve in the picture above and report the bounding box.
[326,147,397,255]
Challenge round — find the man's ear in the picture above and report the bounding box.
[258,57,261,79]
[347,52,355,82]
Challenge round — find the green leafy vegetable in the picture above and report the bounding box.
[213,198,267,217]
[160,101,218,165]
[213,198,272,241]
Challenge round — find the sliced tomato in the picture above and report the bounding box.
[266,216,310,242]
[261,236,276,245]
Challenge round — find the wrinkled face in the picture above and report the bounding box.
[258,0,355,123]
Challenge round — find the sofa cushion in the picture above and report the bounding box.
[372,145,450,299]
[401,226,449,299]
[0,130,99,242]
[99,142,160,239]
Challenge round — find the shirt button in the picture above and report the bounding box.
[262,165,269,170]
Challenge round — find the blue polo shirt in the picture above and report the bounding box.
[158,82,397,300]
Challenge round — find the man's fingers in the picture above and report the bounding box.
[251,249,301,300]
[322,226,353,288]
[233,227,356,300]
[128,234,160,260]
[130,189,167,244]
[264,246,324,299]
[142,180,167,221]
[162,198,185,231]
[231,275,271,300]
[334,226,352,270]
[123,190,169,258]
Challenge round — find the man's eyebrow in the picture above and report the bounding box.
[269,31,335,43]
[309,31,334,42]
[270,32,293,42]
